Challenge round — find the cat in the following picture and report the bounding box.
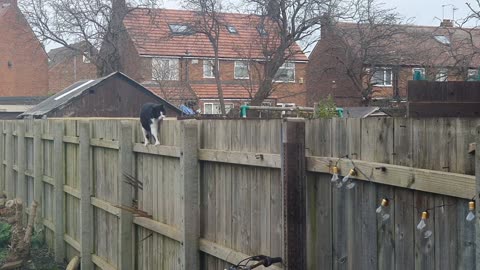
[140,103,166,146]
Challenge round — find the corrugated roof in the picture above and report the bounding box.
[124,8,307,61]
[19,72,181,118]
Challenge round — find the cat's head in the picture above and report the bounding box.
[153,104,166,116]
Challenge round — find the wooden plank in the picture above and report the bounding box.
[133,143,181,158]
[79,120,94,270]
[118,121,134,270]
[281,118,306,269]
[63,185,80,199]
[179,120,199,269]
[63,136,80,144]
[41,134,54,141]
[306,157,475,199]
[394,189,414,270]
[434,195,457,270]
[133,217,182,242]
[16,121,26,204]
[64,234,81,251]
[44,219,55,231]
[199,149,281,168]
[408,102,480,117]
[42,175,55,186]
[5,122,13,199]
[90,138,119,150]
[414,191,435,270]
[92,255,116,270]
[53,121,65,263]
[91,197,121,217]
[199,238,282,270]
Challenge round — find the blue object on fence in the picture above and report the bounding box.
[413,70,424,80]
[336,108,344,118]
[180,104,195,115]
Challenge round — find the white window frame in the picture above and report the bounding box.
[168,24,192,35]
[467,69,478,81]
[371,68,393,87]
[435,68,448,82]
[412,68,425,79]
[82,54,90,64]
[152,58,179,81]
[203,59,215,78]
[234,61,249,79]
[226,25,238,34]
[203,103,234,114]
[274,62,296,83]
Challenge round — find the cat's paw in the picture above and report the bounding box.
[144,141,149,146]
[154,141,160,145]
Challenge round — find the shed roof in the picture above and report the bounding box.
[19,72,182,118]
[343,107,388,118]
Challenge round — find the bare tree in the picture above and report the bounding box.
[184,0,228,115]
[237,0,333,106]
[20,0,158,77]
[314,0,409,103]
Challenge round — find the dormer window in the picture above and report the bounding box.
[257,25,267,36]
[169,24,193,35]
[226,25,238,34]
[434,35,450,45]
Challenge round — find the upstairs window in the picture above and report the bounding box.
[169,24,193,35]
[152,58,179,81]
[371,68,393,86]
[203,59,214,78]
[434,35,450,45]
[226,25,238,34]
[435,68,448,82]
[274,62,295,82]
[234,61,249,79]
[467,69,479,81]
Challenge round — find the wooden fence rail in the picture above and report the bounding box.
[0,117,479,270]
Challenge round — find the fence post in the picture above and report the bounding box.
[476,126,480,270]
[281,118,306,269]
[53,121,65,263]
[5,122,13,199]
[118,121,134,270]
[180,120,199,270]
[0,121,4,195]
[33,121,43,227]
[17,121,26,205]
[79,121,94,270]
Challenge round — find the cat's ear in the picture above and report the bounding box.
[155,104,165,110]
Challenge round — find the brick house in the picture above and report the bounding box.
[306,19,480,107]
[121,8,308,114]
[0,0,48,97]
[48,42,97,93]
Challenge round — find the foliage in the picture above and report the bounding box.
[314,95,337,118]
[31,229,45,249]
[0,222,11,249]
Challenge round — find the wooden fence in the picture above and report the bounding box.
[0,117,479,270]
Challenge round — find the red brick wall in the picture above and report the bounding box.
[48,55,97,93]
[141,57,307,106]
[0,2,48,96]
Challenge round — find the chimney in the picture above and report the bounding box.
[320,14,333,39]
[440,19,454,28]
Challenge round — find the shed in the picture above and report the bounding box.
[18,72,182,119]
[342,107,389,118]
[0,96,46,119]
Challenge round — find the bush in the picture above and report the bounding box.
[314,95,337,118]
[0,222,11,248]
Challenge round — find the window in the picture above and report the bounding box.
[257,25,268,36]
[467,69,479,81]
[371,68,393,86]
[434,35,451,45]
[412,68,425,80]
[152,58,179,81]
[82,54,90,64]
[234,61,249,79]
[169,24,193,35]
[435,68,448,82]
[203,59,215,78]
[203,103,234,114]
[226,25,238,34]
[274,62,295,82]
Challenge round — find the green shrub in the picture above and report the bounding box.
[0,222,11,248]
[314,95,337,118]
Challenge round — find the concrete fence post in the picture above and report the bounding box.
[53,121,65,263]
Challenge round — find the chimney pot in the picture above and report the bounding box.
[440,19,454,28]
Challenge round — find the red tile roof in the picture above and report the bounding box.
[124,8,307,61]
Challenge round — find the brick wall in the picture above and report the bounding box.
[0,1,48,97]
[48,55,97,93]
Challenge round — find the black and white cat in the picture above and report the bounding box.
[140,103,166,146]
